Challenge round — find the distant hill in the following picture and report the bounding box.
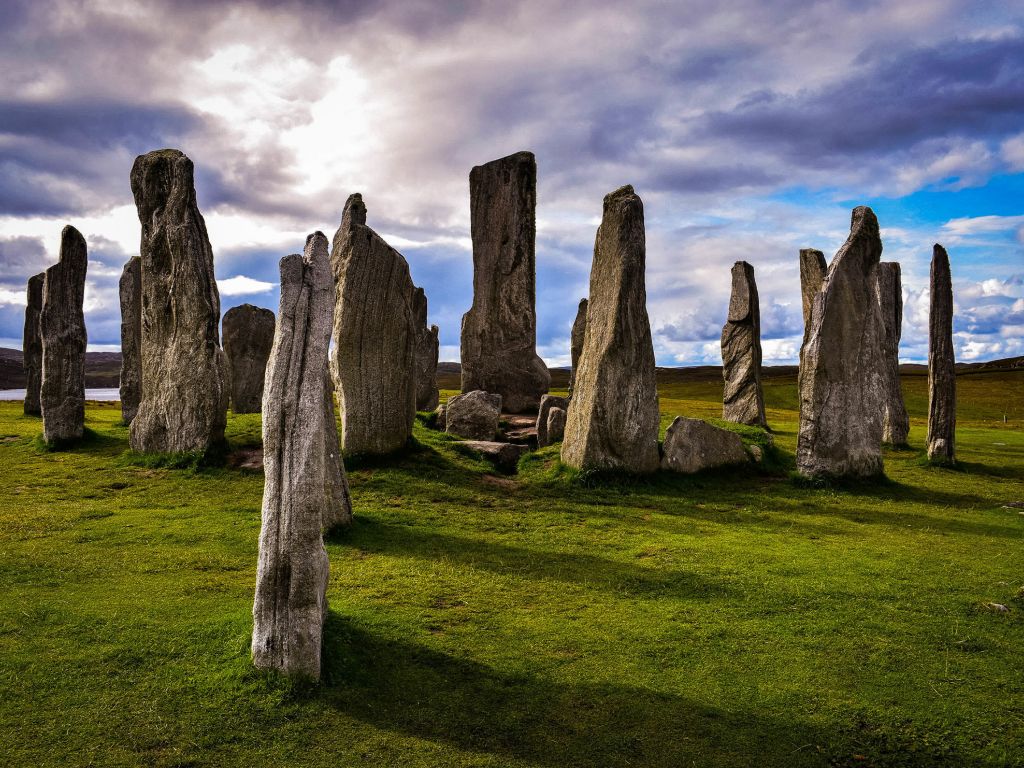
[0,348,121,388]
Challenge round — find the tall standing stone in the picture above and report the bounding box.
[253,232,345,680]
[874,262,909,446]
[40,226,88,443]
[330,193,416,455]
[721,261,766,427]
[412,287,440,411]
[119,257,142,425]
[927,244,956,463]
[799,248,828,336]
[223,303,276,414]
[568,297,587,398]
[129,149,228,454]
[22,273,44,416]
[796,207,886,479]
[561,185,660,473]
[460,151,550,413]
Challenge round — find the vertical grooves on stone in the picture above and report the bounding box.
[927,244,956,462]
[23,272,45,416]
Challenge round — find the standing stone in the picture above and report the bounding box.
[412,287,440,411]
[253,232,344,680]
[796,207,886,479]
[223,303,276,414]
[874,262,909,446]
[323,374,353,530]
[546,406,567,445]
[721,261,766,427]
[568,297,587,398]
[927,244,956,463]
[330,193,416,455]
[460,151,550,413]
[118,257,142,425]
[22,273,44,416]
[129,149,228,454]
[536,394,569,447]
[799,249,828,335]
[561,185,660,474]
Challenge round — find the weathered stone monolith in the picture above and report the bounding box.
[536,394,569,447]
[796,207,886,479]
[22,273,44,416]
[323,373,353,530]
[129,149,228,454]
[460,151,550,412]
[568,297,587,397]
[799,248,828,335]
[874,262,909,446]
[721,261,766,427]
[40,226,88,443]
[561,185,660,473]
[445,390,502,440]
[546,406,566,445]
[412,287,440,411]
[253,231,344,680]
[331,194,416,455]
[118,257,142,424]
[927,244,956,463]
[223,303,275,414]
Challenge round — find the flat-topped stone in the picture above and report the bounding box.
[661,416,748,474]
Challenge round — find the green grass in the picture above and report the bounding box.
[1,369,1023,767]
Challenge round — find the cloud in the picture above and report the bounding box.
[217,275,275,296]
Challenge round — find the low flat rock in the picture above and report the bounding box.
[660,417,748,474]
[446,390,502,440]
[458,440,529,472]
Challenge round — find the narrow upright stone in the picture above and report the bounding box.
[118,257,142,425]
[412,287,440,411]
[40,226,88,443]
[927,244,956,463]
[223,303,276,414]
[253,232,345,680]
[720,261,766,427]
[568,297,587,398]
[796,207,886,479]
[874,262,909,446]
[460,151,550,412]
[536,394,569,447]
[799,248,828,335]
[129,149,228,454]
[22,273,44,416]
[561,186,660,473]
[330,193,416,455]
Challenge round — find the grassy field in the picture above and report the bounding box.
[1,370,1023,767]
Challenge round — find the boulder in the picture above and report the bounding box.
[458,440,529,472]
[874,262,909,445]
[546,406,567,445]
[927,244,956,463]
[796,207,886,479]
[446,390,502,440]
[412,287,440,411]
[22,272,44,416]
[40,226,88,443]
[460,151,550,412]
[568,297,588,397]
[118,257,142,425]
[330,193,416,455]
[223,303,276,414]
[128,149,228,454]
[660,417,748,474]
[536,394,569,447]
[720,261,766,427]
[561,185,660,473]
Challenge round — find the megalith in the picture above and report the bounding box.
[536,394,568,447]
[927,244,956,463]
[40,226,88,443]
[874,262,909,446]
[799,248,828,335]
[22,272,44,416]
[796,207,886,479]
[460,151,550,412]
[223,303,276,414]
[561,185,660,474]
[119,256,142,425]
[253,231,345,680]
[568,297,587,398]
[445,390,502,441]
[412,287,440,411]
[546,407,567,445]
[330,193,416,455]
[128,149,228,454]
[661,417,748,474]
[721,261,766,427]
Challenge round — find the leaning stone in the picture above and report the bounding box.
[546,406,567,445]
[568,297,588,397]
[129,149,228,454]
[40,226,88,443]
[22,272,44,416]
[458,440,529,472]
[118,257,142,424]
[660,416,748,474]
[796,207,886,479]
[223,303,276,414]
[446,390,502,440]
[331,193,416,455]
[721,261,766,427]
[927,244,956,463]
[253,231,343,680]
[460,151,550,412]
[561,185,660,474]
[412,287,440,411]
[874,262,909,445]
[536,394,569,447]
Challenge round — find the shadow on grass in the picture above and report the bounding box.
[34,426,123,454]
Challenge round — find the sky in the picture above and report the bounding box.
[0,0,1022,366]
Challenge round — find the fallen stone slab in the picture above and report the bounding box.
[446,390,502,440]
[458,440,529,472]
[660,417,748,474]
